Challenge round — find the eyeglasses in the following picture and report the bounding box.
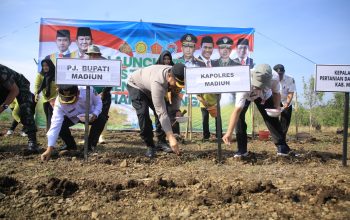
[218,45,231,49]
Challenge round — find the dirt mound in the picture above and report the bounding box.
[37,177,79,198]
[0,176,18,194]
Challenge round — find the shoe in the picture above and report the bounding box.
[233,151,249,158]
[145,147,156,158]
[277,145,291,156]
[88,145,96,152]
[5,130,14,136]
[156,141,173,153]
[27,141,39,153]
[202,138,210,143]
[58,144,77,151]
[98,135,106,144]
[20,131,28,137]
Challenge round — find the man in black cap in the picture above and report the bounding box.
[178,33,205,67]
[233,38,254,69]
[45,29,73,64]
[71,27,93,59]
[41,85,103,161]
[127,63,186,158]
[273,64,296,140]
[212,36,239,67]
[0,64,39,153]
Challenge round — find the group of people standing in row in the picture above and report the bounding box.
[0,31,296,161]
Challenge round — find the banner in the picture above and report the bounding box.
[38,18,255,131]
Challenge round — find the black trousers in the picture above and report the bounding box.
[59,114,108,149]
[88,89,111,146]
[201,107,222,139]
[155,101,179,140]
[43,101,53,131]
[127,84,163,147]
[280,104,292,140]
[0,89,37,143]
[235,96,288,153]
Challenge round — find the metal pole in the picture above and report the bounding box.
[342,92,349,166]
[189,94,192,140]
[185,95,190,139]
[217,94,222,163]
[84,86,91,160]
[295,92,299,139]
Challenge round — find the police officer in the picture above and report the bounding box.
[127,63,185,158]
[41,85,103,161]
[0,64,39,152]
[212,36,239,67]
[274,64,296,140]
[178,33,206,67]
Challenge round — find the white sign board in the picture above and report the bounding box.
[185,65,251,94]
[56,58,121,86]
[315,65,350,92]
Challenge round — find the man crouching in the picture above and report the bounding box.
[41,85,102,161]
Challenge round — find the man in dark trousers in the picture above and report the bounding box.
[127,63,185,158]
[223,64,292,157]
[0,64,39,152]
[274,64,296,140]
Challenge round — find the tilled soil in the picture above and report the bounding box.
[0,124,349,219]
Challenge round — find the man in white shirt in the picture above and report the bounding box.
[274,64,296,140]
[198,36,214,67]
[222,64,292,157]
[41,85,102,161]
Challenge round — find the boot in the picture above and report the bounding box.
[27,132,39,153]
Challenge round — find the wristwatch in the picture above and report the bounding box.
[1,104,9,110]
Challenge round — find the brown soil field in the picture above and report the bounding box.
[0,122,349,220]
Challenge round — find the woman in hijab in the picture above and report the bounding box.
[34,59,58,130]
[156,50,174,66]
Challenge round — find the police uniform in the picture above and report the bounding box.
[211,36,240,67]
[0,64,38,150]
[178,34,206,67]
[127,64,185,156]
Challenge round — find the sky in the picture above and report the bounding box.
[0,0,349,103]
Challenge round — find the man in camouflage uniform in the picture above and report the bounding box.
[178,33,206,68]
[0,64,39,152]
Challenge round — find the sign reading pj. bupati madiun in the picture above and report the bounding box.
[316,65,350,92]
[56,58,121,86]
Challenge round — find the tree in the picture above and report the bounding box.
[302,75,324,132]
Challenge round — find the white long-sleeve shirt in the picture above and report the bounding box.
[46,87,102,147]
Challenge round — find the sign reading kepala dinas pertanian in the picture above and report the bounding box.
[185,65,251,94]
[56,58,121,86]
[315,65,350,92]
